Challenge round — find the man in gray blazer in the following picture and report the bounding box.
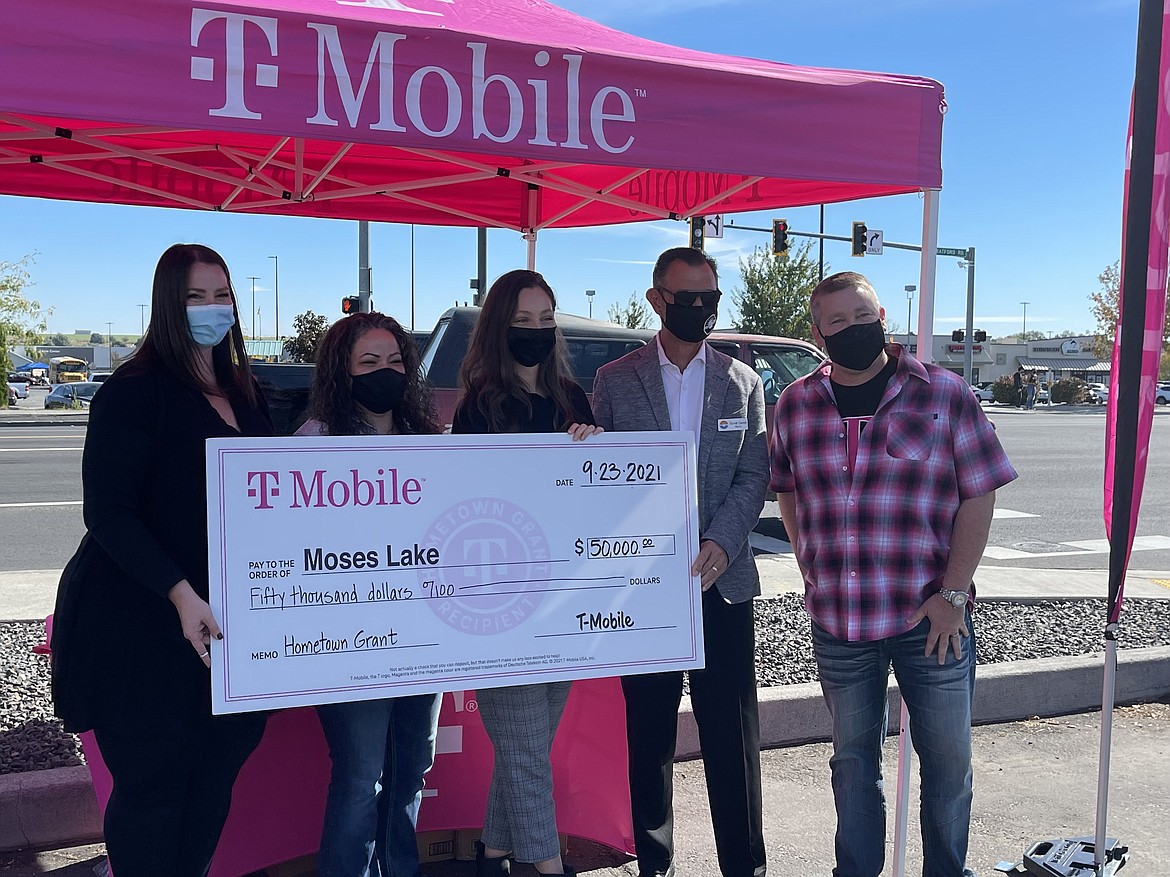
[591,247,769,877]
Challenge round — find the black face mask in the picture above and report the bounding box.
[822,319,888,371]
[350,367,407,415]
[507,326,557,367]
[663,302,718,343]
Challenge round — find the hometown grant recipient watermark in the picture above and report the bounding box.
[421,497,552,635]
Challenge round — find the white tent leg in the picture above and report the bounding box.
[891,700,912,877]
[1094,633,1118,873]
[525,230,538,270]
[917,189,940,351]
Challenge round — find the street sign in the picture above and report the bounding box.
[704,215,724,239]
[866,230,884,255]
[937,246,967,257]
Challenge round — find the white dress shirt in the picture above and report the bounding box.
[656,333,707,442]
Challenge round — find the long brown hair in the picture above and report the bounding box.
[125,244,256,405]
[307,312,439,436]
[456,270,576,432]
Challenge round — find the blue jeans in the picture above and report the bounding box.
[811,617,977,877]
[316,693,442,877]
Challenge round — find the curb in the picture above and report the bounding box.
[3,646,1168,853]
[0,419,88,428]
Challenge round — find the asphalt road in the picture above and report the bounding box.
[1,409,1168,574]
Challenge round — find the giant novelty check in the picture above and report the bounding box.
[206,431,702,714]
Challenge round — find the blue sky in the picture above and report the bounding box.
[0,0,1138,340]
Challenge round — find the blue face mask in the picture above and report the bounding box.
[187,304,235,347]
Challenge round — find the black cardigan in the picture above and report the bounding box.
[51,366,272,731]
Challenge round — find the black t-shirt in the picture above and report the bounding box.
[831,356,897,420]
[832,357,897,472]
[452,381,594,435]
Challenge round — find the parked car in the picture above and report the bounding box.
[7,372,35,384]
[1156,382,1170,405]
[7,381,29,400]
[89,371,114,383]
[1037,382,1050,404]
[44,381,101,409]
[970,382,995,403]
[251,310,825,437]
[706,332,825,409]
[1087,383,1109,404]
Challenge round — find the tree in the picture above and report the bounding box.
[47,333,68,346]
[89,332,105,344]
[1089,260,1170,358]
[284,310,329,363]
[731,241,820,340]
[606,292,653,329]
[1,255,51,397]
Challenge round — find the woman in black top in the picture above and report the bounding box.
[451,270,600,877]
[51,244,272,877]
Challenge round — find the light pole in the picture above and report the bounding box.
[585,289,596,318]
[1020,301,1029,339]
[904,285,916,349]
[247,276,260,340]
[268,255,279,339]
[106,321,113,367]
[138,304,148,336]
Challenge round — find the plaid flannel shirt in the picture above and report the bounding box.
[769,348,1017,642]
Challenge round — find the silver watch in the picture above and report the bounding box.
[939,588,969,608]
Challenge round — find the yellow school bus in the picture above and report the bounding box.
[48,356,89,384]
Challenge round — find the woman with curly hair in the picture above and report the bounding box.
[296,311,442,877]
[452,270,601,877]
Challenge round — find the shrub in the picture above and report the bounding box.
[1050,377,1087,405]
[991,376,1017,405]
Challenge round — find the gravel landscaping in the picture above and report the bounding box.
[3,595,1169,775]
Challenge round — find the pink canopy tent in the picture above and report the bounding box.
[0,0,943,233]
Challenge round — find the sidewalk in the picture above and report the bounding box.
[0,403,88,428]
[3,557,1170,861]
[2,705,1167,875]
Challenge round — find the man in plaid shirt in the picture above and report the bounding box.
[769,271,1016,877]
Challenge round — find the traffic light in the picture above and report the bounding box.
[951,329,964,343]
[851,221,867,257]
[341,296,360,315]
[689,216,705,250]
[974,329,987,343]
[772,219,790,257]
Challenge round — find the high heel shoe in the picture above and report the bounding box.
[475,840,512,876]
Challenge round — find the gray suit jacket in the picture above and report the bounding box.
[592,339,769,603]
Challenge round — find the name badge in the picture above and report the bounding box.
[717,417,749,432]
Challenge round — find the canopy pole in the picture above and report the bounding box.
[523,182,540,271]
[890,701,912,877]
[917,189,940,355]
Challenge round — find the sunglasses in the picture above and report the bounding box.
[655,287,722,307]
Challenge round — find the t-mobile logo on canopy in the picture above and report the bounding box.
[187,7,638,154]
[190,10,279,121]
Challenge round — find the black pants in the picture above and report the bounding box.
[93,708,267,877]
[621,588,766,877]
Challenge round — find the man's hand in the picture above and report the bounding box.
[168,579,222,668]
[907,593,970,664]
[691,540,729,592]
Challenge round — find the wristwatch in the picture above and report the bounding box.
[938,588,969,608]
